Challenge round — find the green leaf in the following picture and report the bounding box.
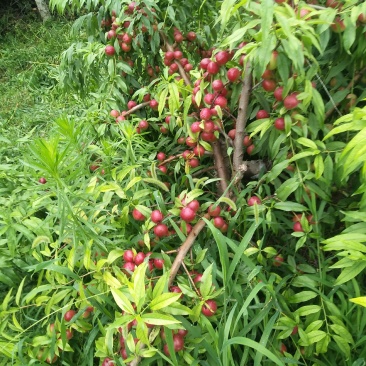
[199,264,213,298]
[158,86,169,116]
[297,137,318,150]
[221,337,284,366]
[294,305,321,317]
[334,261,366,286]
[305,330,327,344]
[323,233,366,252]
[314,154,324,179]
[107,249,124,264]
[143,178,169,192]
[15,277,26,306]
[153,272,169,299]
[141,313,181,325]
[132,262,147,312]
[329,324,353,344]
[288,291,318,304]
[103,271,122,288]
[332,334,350,357]
[289,150,319,162]
[161,302,192,316]
[111,288,135,314]
[149,293,182,311]
[276,178,300,201]
[136,319,149,345]
[273,202,307,212]
[343,16,356,53]
[316,334,330,354]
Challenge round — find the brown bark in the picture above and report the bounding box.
[232,62,252,185]
[168,213,211,287]
[123,101,150,117]
[35,0,52,21]
[211,139,230,195]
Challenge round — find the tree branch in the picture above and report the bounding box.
[232,62,252,184]
[168,213,211,287]
[211,139,230,195]
[160,32,191,87]
[123,101,151,117]
[35,0,52,21]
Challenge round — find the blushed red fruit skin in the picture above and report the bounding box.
[227,67,240,82]
[105,45,115,56]
[173,333,185,351]
[154,223,169,237]
[207,61,220,75]
[153,258,164,269]
[284,94,299,110]
[157,152,166,161]
[228,129,236,140]
[102,358,115,366]
[151,210,164,223]
[274,117,285,130]
[132,208,145,221]
[123,249,135,262]
[215,51,230,65]
[256,110,269,119]
[274,86,284,101]
[180,207,196,222]
[163,343,170,356]
[262,79,277,92]
[187,200,200,212]
[208,204,221,217]
[246,144,255,155]
[170,286,183,298]
[213,216,225,229]
[202,299,217,317]
[177,329,188,337]
[39,177,47,184]
[134,252,146,265]
[64,310,76,322]
[273,255,284,267]
[193,273,203,283]
[243,135,252,147]
[123,261,136,272]
[247,196,261,206]
[293,221,304,232]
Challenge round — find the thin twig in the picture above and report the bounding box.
[325,66,366,120]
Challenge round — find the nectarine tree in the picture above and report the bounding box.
[2,0,366,365]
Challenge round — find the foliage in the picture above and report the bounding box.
[1,0,366,365]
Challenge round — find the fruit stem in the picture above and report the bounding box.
[168,213,211,287]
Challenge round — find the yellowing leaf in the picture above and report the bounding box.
[350,296,366,307]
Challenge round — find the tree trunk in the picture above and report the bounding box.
[35,0,52,22]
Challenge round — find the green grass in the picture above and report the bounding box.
[0,12,79,139]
